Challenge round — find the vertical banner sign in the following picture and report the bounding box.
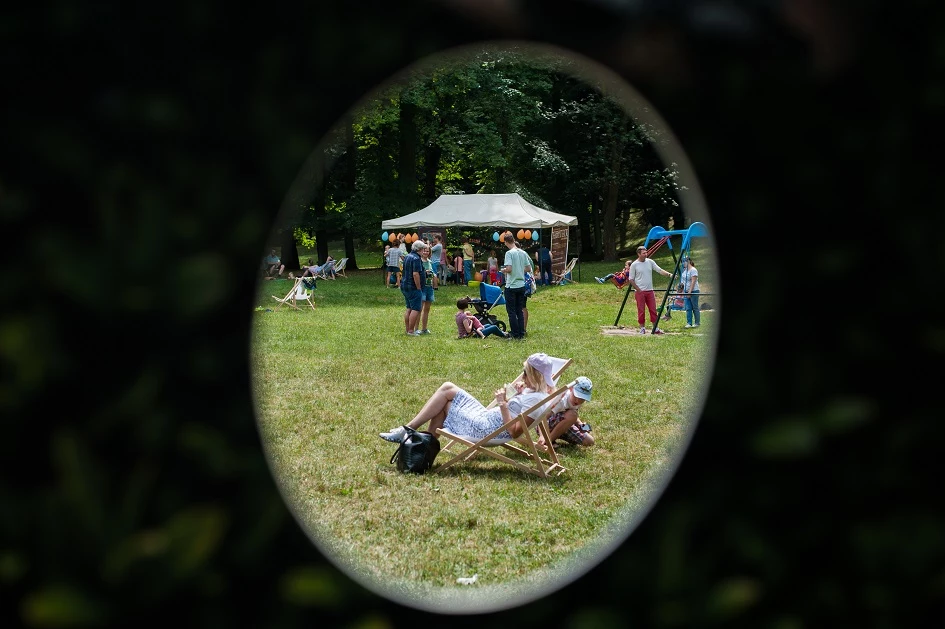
[550,225,569,279]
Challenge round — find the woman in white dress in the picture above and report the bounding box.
[379,353,558,443]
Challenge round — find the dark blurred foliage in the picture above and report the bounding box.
[2,0,943,627]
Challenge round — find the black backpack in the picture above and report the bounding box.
[389,427,440,474]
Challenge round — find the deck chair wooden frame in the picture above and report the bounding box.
[433,385,570,478]
[552,257,579,285]
[333,257,348,278]
[272,277,315,310]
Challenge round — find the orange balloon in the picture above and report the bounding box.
[524,230,532,240]
[389,233,397,243]
[474,271,482,282]
[412,232,419,242]
[404,233,412,244]
[517,229,525,240]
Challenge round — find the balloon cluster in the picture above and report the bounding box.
[492,229,540,242]
[381,231,419,243]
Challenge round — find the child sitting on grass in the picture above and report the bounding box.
[455,297,507,339]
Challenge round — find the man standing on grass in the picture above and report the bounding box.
[401,240,425,336]
[501,232,533,339]
[629,245,672,335]
[535,244,552,286]
[462,236,476,284]
[430,234,444,288]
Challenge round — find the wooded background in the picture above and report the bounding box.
[3,0,943,627]
[279,46,685,270]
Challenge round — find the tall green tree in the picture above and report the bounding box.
[305,51,684,264]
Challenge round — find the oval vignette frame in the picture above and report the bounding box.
[251,40,719,615]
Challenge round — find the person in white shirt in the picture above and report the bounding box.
[379,353,556,443]
[628,245,672,335]
[679,256,701,328]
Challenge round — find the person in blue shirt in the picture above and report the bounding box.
[400,240,426,336]
[535,245,553,286]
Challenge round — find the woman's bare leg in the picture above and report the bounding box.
[421,302,431,330]
[406,382,459,430]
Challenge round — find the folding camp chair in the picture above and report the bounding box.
[314,259,337,280]
[552,257,578,285]
[332,257,348,278]
[271,277,315,310]
[432,384,571,478]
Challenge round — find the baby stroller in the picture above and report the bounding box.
[469,282,507,333]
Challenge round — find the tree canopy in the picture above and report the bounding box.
[292,47,685,265]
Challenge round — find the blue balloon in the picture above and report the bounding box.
[493,231,500,241]
[382,231,389,242]
[532,230,540,240]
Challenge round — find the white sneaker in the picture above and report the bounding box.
[694,323,700,327]
[639,327,646,335]
[684,324,693,328]
[380,425,408,442]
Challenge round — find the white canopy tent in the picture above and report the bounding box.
[380,193,578,230]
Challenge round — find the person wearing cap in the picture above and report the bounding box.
[379,353,557,444]
[540,376,595,448]
[628,245,672,335]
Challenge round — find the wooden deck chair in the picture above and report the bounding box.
[552,257,578,285]
[314,259,337,280]
[272,277,315,310]
[333,257,348,278]
[433,385,571,478]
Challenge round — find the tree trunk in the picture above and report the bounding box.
[592,190,603,261]
[280,228,300,272]
[313,144,329,265]
[424,143,441,203]
[579,196,596,260]
[343,231,358,270]
[343,114,358,270]
[602,137,622,262]
[399,94,417,204]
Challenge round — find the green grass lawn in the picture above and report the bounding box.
[250,246,717,612]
